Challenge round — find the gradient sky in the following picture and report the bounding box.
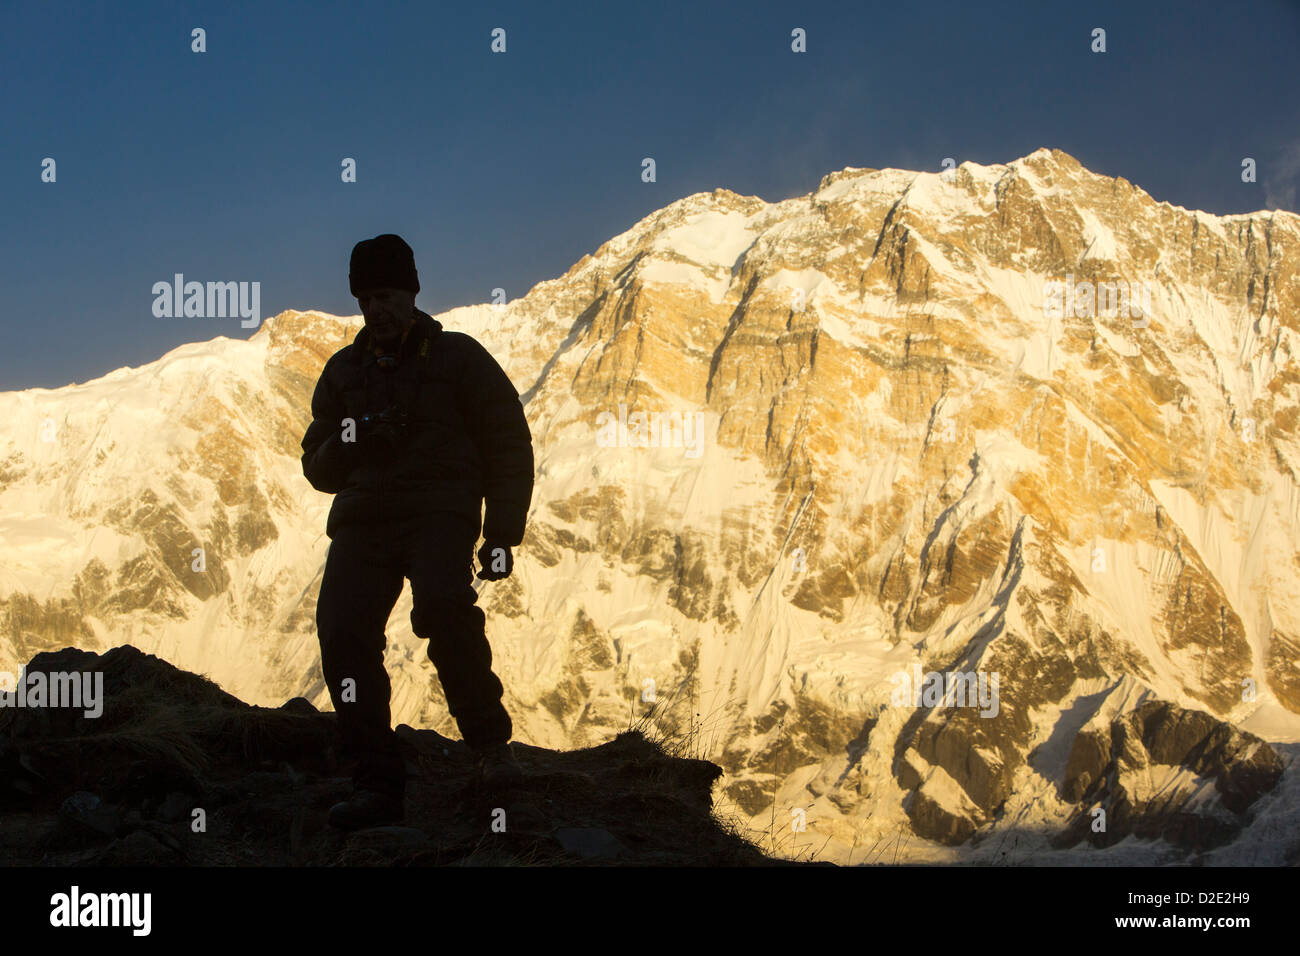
[2,0,1297,390]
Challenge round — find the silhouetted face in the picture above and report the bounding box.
[357,287,416,347]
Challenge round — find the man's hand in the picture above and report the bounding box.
[476,541,514,580]
[338,416,403,458]
[360,420,405,455]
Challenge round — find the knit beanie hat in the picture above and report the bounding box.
[349,234,420,297]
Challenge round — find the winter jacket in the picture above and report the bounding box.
[300,308,533,545]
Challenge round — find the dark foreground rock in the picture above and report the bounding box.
[0,645,791,866]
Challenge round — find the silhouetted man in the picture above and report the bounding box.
[300,233,534,829]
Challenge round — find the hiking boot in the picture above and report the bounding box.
[474,742,523,789]
[328,789,405,830]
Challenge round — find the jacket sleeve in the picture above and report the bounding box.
[301,355,357,494]
[462,339,534,546]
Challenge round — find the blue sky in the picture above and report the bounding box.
[2,0,1297,389]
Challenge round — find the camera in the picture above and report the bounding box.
[359,405,409,430]
[357,405,410,453]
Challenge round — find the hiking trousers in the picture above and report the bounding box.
[315,510,512,796]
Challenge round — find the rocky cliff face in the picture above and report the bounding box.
[2,148,1298,863]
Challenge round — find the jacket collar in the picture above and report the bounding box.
[352,307,443,366]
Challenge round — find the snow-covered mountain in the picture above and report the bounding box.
[3,148,1299,863]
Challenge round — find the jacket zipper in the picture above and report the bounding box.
[379,347,400,524]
